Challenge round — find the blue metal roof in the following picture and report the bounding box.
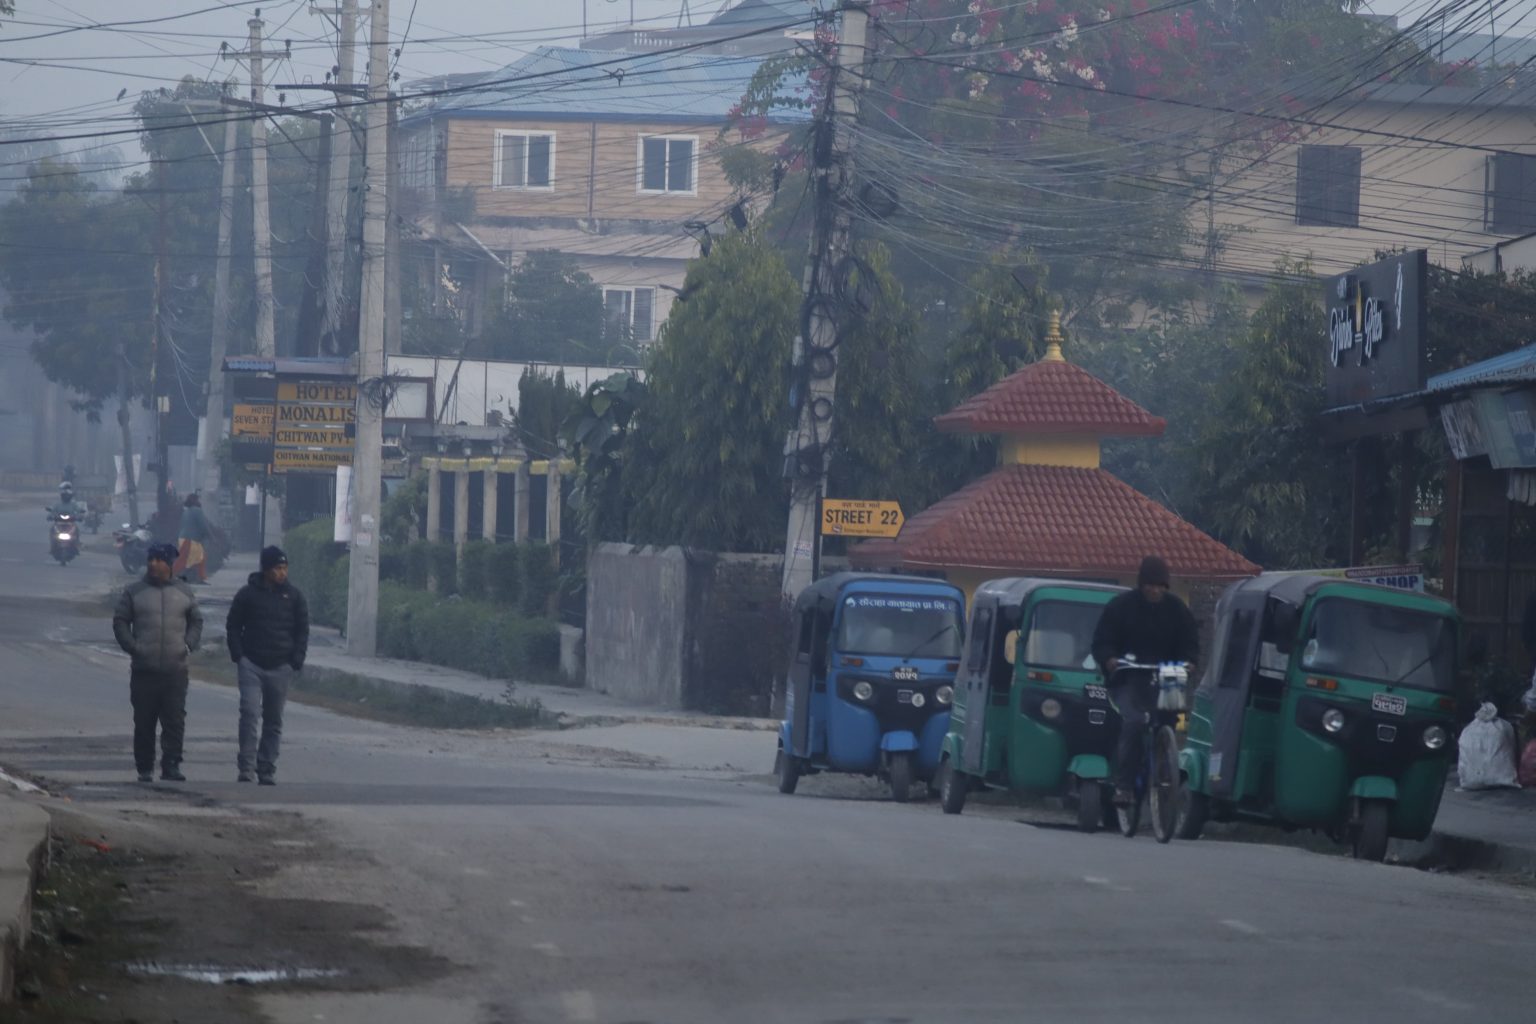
[420,46,811,124]
[1427,343,1536,393]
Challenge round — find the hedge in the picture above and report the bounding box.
[283,522,564,682]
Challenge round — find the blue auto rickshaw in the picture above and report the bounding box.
[775,573,966,802]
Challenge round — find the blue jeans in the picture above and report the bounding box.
[237,658,292,777]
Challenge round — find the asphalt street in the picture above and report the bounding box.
[0,496,1533,1024]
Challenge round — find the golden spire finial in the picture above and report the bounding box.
[1043,308,1065,362]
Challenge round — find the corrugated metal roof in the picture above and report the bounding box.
[1427,343,1536,393]
[420,46,810,123]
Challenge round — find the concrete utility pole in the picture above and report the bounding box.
[150,159,171,525]
[346,0,389,656]
[316,0,359,354]
[779,1,874,602]
[198,89,239,508]
[229,14,278,359]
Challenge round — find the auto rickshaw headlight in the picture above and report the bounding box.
[1423,725,1448,750]
[1040,698,1063,720]
[936,685,954,706]
[1322,709,1346,734]
[853,681,874,703]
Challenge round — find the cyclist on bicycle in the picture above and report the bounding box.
[1091,556,1200,807]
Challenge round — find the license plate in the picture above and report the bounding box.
[1371,693,1407,716]
[1085,684,1108,701]
[892,666,919,682]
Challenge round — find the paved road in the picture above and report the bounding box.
[0,497,1532,1024]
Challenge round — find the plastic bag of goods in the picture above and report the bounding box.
[1457,703,1520,790]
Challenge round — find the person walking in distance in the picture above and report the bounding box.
[113,543,203,782]
[174,492,212,584]
[226,546,309,785]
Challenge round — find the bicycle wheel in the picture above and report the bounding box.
[1150,725,1181,844]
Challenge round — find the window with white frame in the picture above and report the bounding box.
[603,287,656,344]
[638,135,697,194]
[494,130,554,189]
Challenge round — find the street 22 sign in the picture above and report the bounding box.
[1324,250,1427,408]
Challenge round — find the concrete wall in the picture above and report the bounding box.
[585,544,690,708]
[585,543,787,715]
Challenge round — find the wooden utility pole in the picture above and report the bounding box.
[346,0,389,656]
[779,1,874,601]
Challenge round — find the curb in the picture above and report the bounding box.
[0,798,52,1004]
[1392,829,1536,879]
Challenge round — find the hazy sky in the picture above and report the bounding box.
[0,0,1515,167]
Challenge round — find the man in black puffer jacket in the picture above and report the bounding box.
[113,543,203,783]
[226,546,308,785]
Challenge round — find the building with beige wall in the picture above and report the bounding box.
[1203,80,1536,283]
[399,42,805,348]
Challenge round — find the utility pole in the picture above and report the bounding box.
[316,0,359,355]
[150,158,171,526]
[779,1,874,602]
[226,14,279,359]
[346,0,389,656]
[198,87,239,510]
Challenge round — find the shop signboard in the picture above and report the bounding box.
[1473,390,1525,469]
[1439,399,1487,459]
[1502,390,1536,466]
[273,379,355,475]
[1282,564,1426,593]
[1324,250,1427,409]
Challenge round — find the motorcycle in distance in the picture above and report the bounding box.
[47,509,81,566]
[1107,658,1191,843]
[113,523,152,574]
[776,573,967,802]
[936,578,1126,832]
[1175,574,1463,861]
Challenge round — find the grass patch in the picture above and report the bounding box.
[188,649,552,731]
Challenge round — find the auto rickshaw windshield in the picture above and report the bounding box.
[836,594,964,659]
[1300,599,1456,691]
[1022,601,1101,670]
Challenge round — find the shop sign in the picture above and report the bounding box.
[1324,250,1426,408]
[1285,564,1425,593]
[273,378,355,475]
[1439,400,1487,459]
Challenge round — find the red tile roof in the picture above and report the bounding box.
[934,359,1166,437]
[851,464,1258,580]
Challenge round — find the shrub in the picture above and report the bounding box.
[324,555,351,630]
[284,518,345,624]
[379,543,407,585]
[403,543,432,591]
[519,542,557,618]
[428,541,459,594]
[487,542,522,607]
[460,540,493,601]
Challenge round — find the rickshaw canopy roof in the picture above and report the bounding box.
[793,572,964,618]
[971,577,1126,615]
[1221,573,1456,615]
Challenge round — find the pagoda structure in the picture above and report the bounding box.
[852,312,1258,597]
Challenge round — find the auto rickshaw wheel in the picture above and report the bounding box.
[889,753,913,803]
[1075,779,1103,833]
[939,758,967,815]
[1353,800,1391,862]
[1175,788,1209,840]
[775,749,801,795]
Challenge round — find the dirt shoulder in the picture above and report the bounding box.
[9,801,454,1022]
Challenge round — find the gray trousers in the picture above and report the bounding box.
[237,658,292,776]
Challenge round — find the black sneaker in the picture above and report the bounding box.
[257,775,276,786]
[161,768,186,782]
[137,771,153,783]
[237,771,255,783]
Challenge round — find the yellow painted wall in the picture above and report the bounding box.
[999,434,1100,469]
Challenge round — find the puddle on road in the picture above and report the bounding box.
[125,962,344,985]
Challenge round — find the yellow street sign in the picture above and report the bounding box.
[274,427,349,448]
[821,498,904,538]
[277,380,356,404]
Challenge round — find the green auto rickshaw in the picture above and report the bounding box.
[1177,573,1461,861]
[936,578,1126,831]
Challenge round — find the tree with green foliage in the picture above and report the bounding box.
[563,372,648,544]
[512,368,582,459]
[483,250,610,363]
[1189,262,1348,568]
[623,230,800,551]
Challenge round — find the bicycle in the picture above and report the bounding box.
[1108,659,1189,844]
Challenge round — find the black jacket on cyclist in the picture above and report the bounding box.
[1091,589,1200,671]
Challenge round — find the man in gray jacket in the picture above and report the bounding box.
[113,543,203,782]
